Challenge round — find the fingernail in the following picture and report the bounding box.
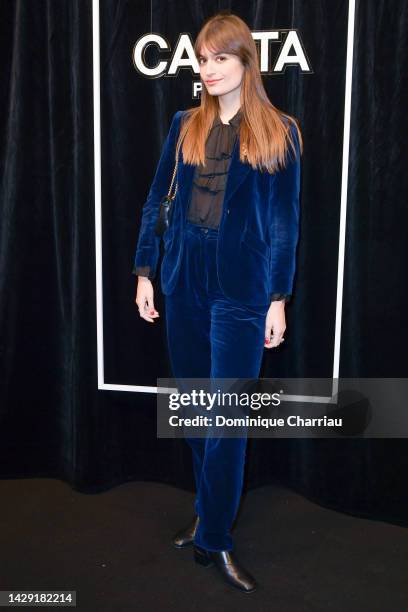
[150,310,155,315]
[265,338,270,344]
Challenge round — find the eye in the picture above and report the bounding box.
[217,56,227,61]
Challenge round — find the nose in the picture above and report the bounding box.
[203,59,217,79]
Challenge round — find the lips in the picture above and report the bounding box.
[206,79,222,85]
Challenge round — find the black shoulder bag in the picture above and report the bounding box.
[154,134,183,237]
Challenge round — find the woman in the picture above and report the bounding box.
[133,13,302,593]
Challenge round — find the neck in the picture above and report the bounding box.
[217,87,242,124]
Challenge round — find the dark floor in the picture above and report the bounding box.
[0,478,407,611]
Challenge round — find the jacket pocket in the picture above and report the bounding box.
[241,227,270,261]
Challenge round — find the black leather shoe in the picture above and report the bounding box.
[193,544,257,593]
[172,515,200,548]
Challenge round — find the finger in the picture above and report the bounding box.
[264,324,272,348]
[146,296,159,317]
[270,334,282,348]
[144,307,159,318]
[137,299,156,322]
[140,313,155,323]
[139,307,155,323]
[266,325,281,348]
[270,330,285,348]
[136,296,158,319]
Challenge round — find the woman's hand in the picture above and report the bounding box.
[135,277,160,323]
[264,300,286,348]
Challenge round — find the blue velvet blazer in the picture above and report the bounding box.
[133,110,301,311]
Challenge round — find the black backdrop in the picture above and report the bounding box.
[0,0,407,525]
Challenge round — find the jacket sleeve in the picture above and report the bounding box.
[270,292,291,303]
[132,111,183,279]
[269,122,301,296]
[131,264,153,279]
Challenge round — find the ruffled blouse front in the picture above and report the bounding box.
[186,108,241,228]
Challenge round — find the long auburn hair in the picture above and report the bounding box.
[176,12,303,174]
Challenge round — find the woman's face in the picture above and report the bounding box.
[198,45,245,98]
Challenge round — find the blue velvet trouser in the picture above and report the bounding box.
[164,221,267,551]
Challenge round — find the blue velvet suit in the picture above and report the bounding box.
[134,110,301,551]
[134,110,301,311]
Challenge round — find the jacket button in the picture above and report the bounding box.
[226,209,230,214]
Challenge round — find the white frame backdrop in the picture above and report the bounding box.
[92,0,356,401]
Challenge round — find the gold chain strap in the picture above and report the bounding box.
[166,132,185,200]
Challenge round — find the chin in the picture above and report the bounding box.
[207,87,228,96]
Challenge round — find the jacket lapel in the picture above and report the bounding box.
[223,136,251,204]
